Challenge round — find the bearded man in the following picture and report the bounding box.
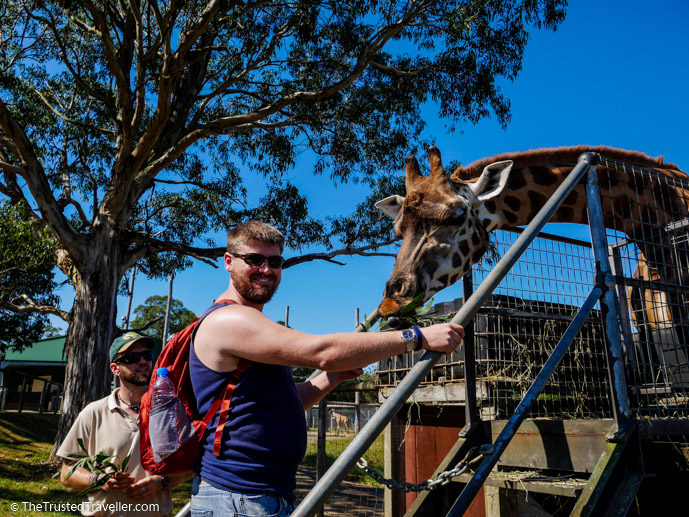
[189,221,465,516]
[58,332,189,516]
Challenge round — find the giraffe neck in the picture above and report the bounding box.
[453,145,688,233]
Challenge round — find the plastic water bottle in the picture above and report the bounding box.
[150,367,179,459]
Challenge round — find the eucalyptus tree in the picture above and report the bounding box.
[0,0,566,447]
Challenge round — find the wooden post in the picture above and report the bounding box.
[39,381,49,413]
[384,411,406,517]
[484,487,518,517]
[18,375,27,413]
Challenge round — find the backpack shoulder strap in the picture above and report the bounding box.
[192,299,252,455]
[212,359,251,456]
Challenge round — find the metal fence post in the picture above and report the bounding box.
[584,156,634,440]
[461,271,479,436]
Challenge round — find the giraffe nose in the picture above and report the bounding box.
[386,316,402,329]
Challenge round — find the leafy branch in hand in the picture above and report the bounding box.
[59,438,132,494]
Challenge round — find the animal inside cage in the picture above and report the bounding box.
[376,155,689,424]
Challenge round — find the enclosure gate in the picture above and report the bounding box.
[294,153,689,516]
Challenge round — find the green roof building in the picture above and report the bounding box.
[0,335,66,412]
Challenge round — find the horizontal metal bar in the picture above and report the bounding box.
[503,225,593,249]
[612,275,689,297]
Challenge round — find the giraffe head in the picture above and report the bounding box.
[376,146,513,322]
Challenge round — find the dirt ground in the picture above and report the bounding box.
[295,466,384,516]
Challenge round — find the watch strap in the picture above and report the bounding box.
[411,326,423,351]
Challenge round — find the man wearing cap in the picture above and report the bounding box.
[57,331,189,516]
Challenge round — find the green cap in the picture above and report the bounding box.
[109,331,156,363]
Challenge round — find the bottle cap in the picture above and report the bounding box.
[157,367,169,377]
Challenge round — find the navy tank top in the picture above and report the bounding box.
[189,305,307,502]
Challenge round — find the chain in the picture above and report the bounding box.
[356,444,493,493]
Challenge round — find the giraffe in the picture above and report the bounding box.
[331,411,351,435]
[375,145,689,327]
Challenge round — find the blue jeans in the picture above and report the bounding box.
[190,476,294,517]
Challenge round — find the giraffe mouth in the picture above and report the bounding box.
[378,291,429,329]
[378,297,403,318]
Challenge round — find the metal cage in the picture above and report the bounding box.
[376,157,689,425]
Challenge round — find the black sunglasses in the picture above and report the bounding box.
[231,253,285,269]
[115,350,154,364]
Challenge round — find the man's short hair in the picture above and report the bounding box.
[227,221,285,254]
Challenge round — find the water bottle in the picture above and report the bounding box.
[149,367,179,460]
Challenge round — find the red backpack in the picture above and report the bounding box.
[139,300,251,475]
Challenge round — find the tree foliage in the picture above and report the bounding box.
[0,0,566,448]
[0,201,60,352]
[130,295,196,341]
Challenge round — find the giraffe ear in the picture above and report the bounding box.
[470,160,513,203]
[376,195,405,219]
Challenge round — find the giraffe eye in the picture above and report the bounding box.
[446,208,466,226]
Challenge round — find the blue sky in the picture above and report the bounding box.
[50,0,689,339]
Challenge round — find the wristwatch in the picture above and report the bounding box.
[161,476,170,489]
[401,328,418,352]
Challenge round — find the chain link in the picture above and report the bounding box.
[356,444,493,493]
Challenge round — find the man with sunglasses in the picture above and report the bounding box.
[57,332,189,516]
[190,221,465,516]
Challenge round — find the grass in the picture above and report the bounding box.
[302,431,385,486]
[0,413,382,516]
[0,412,192,516]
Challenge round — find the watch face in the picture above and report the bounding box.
[402,329,415,342]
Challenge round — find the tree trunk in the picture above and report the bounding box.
[51,240,124,456]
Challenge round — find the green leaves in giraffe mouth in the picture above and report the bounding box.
[382,293,452,330]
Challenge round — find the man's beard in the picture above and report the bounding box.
[233,271,280,304]
[119,367,151,386]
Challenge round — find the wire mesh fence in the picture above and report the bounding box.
[377,228,615,421]
[295,399,385,516]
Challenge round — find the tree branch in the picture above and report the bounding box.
[369,61,427,76]
[30,8,110,106]
[131,316,163,332]
[0,159,24,176]
[127,0,146,133]
[282,238,399,268]
[31,87,115,135]
[140,0,431,177]
[0,296,70,322]
[123,231,399,272]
